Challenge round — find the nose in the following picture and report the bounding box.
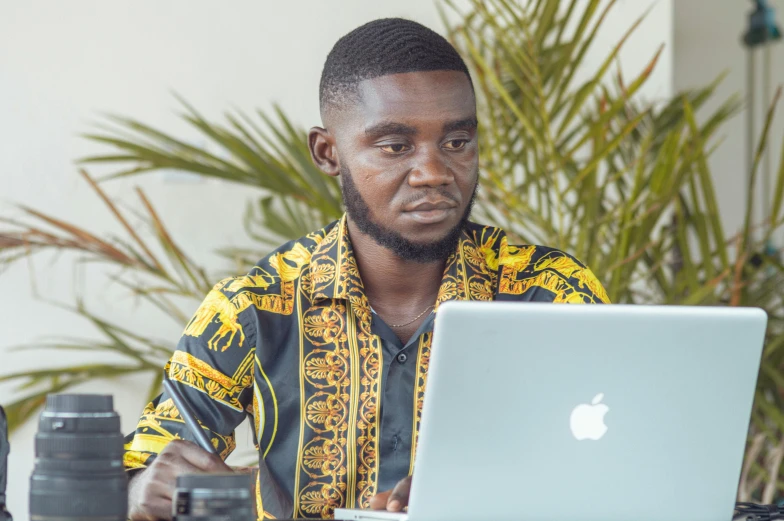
[407,146,453,188]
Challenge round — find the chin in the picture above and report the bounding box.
[400,222,459,246]
[400,218,458,240]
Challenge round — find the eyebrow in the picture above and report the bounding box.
[364,122,417,139]
[443,117,478,134]
[364,117,478,139]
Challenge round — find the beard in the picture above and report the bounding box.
[340,164,477,263]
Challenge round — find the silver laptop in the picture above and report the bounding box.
[335,302,767,521]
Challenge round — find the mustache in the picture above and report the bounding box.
[399,187,461,207]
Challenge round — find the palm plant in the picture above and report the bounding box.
[2,0,784,502]
[0,169,215,426]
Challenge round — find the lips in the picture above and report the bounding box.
[404,199,458,224]
[406,200,457,212]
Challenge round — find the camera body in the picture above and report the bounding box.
[0,405,13,521]
[174,472,253,520]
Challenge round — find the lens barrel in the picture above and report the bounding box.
[0,404,12,521]
[29,394,127,521]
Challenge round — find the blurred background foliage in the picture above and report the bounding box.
[2,0,784,502]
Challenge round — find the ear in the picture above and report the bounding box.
[308,126,340,177]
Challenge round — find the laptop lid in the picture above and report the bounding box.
[407,303,767,521]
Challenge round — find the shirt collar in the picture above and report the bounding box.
[308,216,372,323]
[308,215,500,313]
[434,223,501,311]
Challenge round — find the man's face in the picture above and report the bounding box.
[327,70,479,261]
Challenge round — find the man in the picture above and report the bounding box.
[124,17,609,520]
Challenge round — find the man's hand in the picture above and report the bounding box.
[128,439,232,520]
[369,476,412,512]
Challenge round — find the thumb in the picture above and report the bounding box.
[369,490,392,510]
[386,477,412,512]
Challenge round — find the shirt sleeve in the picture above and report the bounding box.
[564,261,610,304]
[498,246,611,304]
[123,277,256,470]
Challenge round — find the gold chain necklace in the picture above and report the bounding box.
[388,304,435,328]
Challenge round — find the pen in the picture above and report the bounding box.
[162,371,218,455]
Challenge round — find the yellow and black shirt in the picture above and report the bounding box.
[123,216,609,519]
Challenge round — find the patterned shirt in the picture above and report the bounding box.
[123,216,609,519]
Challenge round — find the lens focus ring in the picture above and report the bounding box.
[35,434,124,457]
[45,394,113,413]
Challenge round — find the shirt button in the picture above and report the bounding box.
[397,353,408,364]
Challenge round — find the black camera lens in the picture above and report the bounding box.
[1,405,13,521]
[174,472,253,520]
[29,394,127,521]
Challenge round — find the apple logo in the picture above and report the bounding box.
[570,393,609,441]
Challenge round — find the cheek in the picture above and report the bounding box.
[449,150,479,187]
[349,152,408,194]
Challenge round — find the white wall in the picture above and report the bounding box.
[0,1,672,518]
[674,0,784,241]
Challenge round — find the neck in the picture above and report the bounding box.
[346,217,445,310]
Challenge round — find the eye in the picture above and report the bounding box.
[444,139,469,150]
[379,143,411,154]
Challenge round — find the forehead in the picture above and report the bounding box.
[349,70,475,127]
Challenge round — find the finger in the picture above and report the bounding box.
[168,439,231,472]
[369,490,391,510]
[156,446,206,481]
[155,460,204,497]
[138,495,174,521]
[135,473,198,519]
[131,478,177,521]
[387,477,412,512]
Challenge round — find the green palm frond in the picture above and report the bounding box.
[79,98,342,248]
[0,169,212,323]
[1,304,173,431]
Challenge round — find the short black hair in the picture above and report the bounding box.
[319,18,473,115]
